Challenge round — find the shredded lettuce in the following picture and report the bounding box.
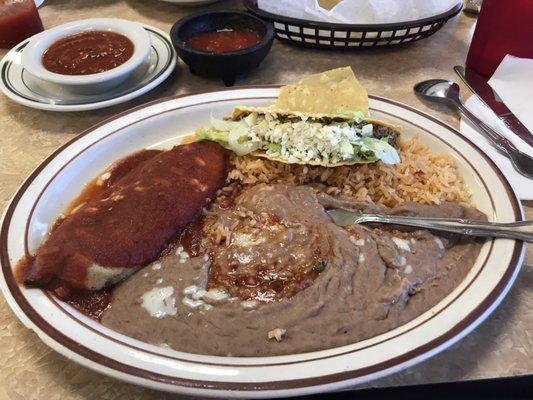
[228,124,260,156]
[361,124,373,136]
[339,139,354,157]
[360,137,400,164]
[197,114,399,165]
[209,116,238,132]
[334,110,365,123]
[264,142,280,153]
[197,118,259,156]
[353,146,375,160]
[195,128,229,146]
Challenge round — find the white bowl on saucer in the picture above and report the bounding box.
[21,18,152,94]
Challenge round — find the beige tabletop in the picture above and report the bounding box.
[1,1,532,399]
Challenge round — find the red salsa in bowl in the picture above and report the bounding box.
[42,30,135,75]
[171,10,274,86]
[187,29,261,53]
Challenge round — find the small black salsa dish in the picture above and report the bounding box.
[170,10,274,86]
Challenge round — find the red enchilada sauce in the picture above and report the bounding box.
[14,149,163,320]
[42,30,134,75]
[15,142,230,320]
[187,29,260,53]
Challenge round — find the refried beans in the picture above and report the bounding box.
[101,184,485,356]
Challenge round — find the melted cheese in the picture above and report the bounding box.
[140,286,177,318]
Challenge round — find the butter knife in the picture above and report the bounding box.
[326,209,533,242]
[454,65,533,147]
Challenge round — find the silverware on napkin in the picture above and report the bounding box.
[414,79,533,179]
[454,65,533,147]
[326,209,533,242]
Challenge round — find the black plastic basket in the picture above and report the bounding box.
[244,0,463,50]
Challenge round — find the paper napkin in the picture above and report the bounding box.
[460,95,533,200]
[257,0,460,24]
[488,55,533,133]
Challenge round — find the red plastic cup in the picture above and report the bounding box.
[466,0,533,78]
[0,0,44,49]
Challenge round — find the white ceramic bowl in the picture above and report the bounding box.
[21,18,152,94]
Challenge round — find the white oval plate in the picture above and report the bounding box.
[0,25,177,112]
[0,87,525,398]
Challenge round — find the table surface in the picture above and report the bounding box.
[1,1,531,399]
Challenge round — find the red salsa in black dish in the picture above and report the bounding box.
[42,30,134,75]
[186,29,261,53]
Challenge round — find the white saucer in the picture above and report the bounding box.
[0,25,177,112]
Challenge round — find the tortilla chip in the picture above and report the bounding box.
[275,67,369,117]
[317,0,341,10]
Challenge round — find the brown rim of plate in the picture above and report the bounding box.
[0,87,525,392]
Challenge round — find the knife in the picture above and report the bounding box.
[454,65,533,147]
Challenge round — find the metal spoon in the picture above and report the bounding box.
[326,208,533,242]
[414,79,533,179]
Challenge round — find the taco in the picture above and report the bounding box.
[195,67,402,166]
